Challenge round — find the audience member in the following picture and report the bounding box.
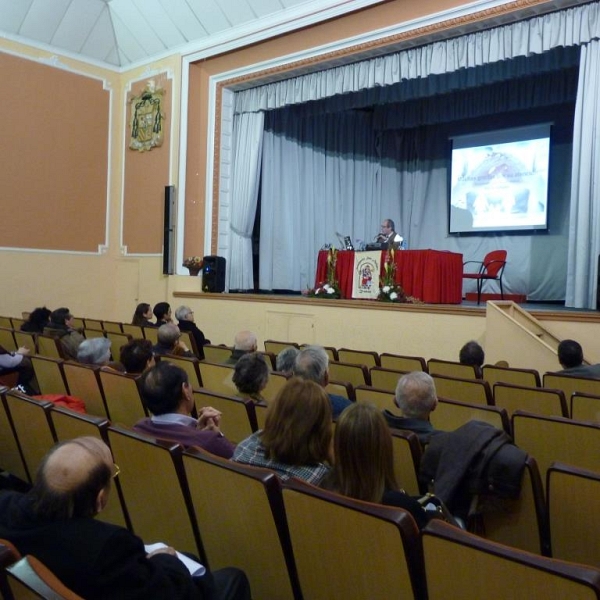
[153,324,194,357]
[292,345,352,418]
[383,371,439,445]
[43,308,85,360]
[120,339,155,374]
[321,403,429,529]
[275,347,299,378]
[0,345,37,394]
[20,307,51,333]
[153,302,172,326]
[557,339,600,378]
[0,436,251,600]
[459,340,485,372]
[225,331,257,365]
[232,353,269,403]
[136,362,235,459]
[233,378,332,483]
[132,303,155,328]
[77,337,112,366]
[175,305,210,360]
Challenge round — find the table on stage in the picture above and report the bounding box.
[315,249,463,304]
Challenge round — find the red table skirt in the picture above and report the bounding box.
[315,249,463,304]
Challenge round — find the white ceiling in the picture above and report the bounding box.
[0,0,383,69]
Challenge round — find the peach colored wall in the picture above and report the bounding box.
[123,75,172,255]
[0,53,109,252]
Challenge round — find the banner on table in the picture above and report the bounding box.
[352,251,381,299]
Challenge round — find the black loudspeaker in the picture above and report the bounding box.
[163,185,176,275]
[202,256,226,293]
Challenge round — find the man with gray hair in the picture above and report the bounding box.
[383,371,439,444]
[77,337,112,366]
[276,347,299,378]
[293,345,352,418]
[153,323,194,357]
[225,331,258,365]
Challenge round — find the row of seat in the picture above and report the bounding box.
[2,388,600,599]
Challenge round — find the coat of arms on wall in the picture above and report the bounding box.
[129,80,165,152]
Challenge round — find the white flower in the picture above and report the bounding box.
[327,287,335,294]
[323,284,331,290]
[382,286,390,293]
[390,292,398,300]
[315,288,320,294]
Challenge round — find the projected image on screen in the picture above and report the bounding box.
[449,125,551,233]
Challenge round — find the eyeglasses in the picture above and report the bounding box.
[112,463,120,479]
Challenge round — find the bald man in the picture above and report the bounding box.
[224,330,257,365]
[0,437,250,600]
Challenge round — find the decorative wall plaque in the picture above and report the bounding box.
[129,80,165,152]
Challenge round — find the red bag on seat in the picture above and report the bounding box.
[33,394,87,414]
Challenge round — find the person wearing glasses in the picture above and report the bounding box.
[375,218,404,249]
[0,436,251,599]
[43,307,85,360]
[175,305,210,360]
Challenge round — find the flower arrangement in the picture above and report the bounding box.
[377,249,407,303]
[183,256,203,269]
[306,247,342,299]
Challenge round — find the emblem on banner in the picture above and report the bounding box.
[352,252,381,299]
[129,80,165,152]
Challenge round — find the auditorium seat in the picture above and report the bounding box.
[13,330,37,354]
[106,426,203,559]
[482,364,540,388]
[35,335,63,360]
[369,366,407,392]
[83,318,103,330]
[427,358,480,380]
[300,344,338,362]
[512,411,600,491]
[543,373,600,401]
[192,389,256,442]
[121,323,144,338]
[325,380,355,402]
[547,462,600,566]
[431,374,492,406]
[380,353,427,372]
[61,362,108,418]
[390,428,422,495]
[337,348,380,368]
[328,361,370,388]
[354,385,395,412]
[104,331,131,356]
[98,369,146,426]
[102,320,123,333]
[158,354,202,389]
[182,448,299,600]
[262,371,288,402]
[178,330,199,356]
[5,555,84,600]
[264,340,300,355]
[493,383,568,419]
[202,344,234,362]
[282,477,426,600]
[570,392,600,422]
[142,326,159,344]
[0,327,17,352]
[0,316,13,329]
[82,328,106,339]
[197,362,236,396]
[30,356,68,395]
[430,397,510,434]
[480,456,549,555]
[0,388,29,483]
[422,519,600,600]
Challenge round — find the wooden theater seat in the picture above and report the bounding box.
[61,362,107,418]
[431,374,492,406]
[427,358,480,380]
[30,356,68,395]
[98,369,146,426]
[380,353,427,372]
[0,388,29,482]
[493,383,568,419]
[337,348,380,368]
[369,367,406,393]
[482,364,540,388]
[328,361,370,388]
[430,397,510,434]
[354,385,395,412]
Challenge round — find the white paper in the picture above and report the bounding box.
[144,542,206,577]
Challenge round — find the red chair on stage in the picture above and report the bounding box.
[462,250,507,305]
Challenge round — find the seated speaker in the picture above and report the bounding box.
[202,256,226,293]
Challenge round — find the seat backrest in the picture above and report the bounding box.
[390,428,422,496]
[0,316,13,328]
[0,327,17,352]
[4,392,56,484]
[543,373,600,400]
[570,392,600,422]
[178,330,199,357]
[6,555,84,600]
[480,456,549,555]
[431,374,492,405]
[142,326,158,344]
[0,390,29,482]
[428,358,480,380]
[81,328,105,339]
[282,478,425,600]
[61,362,107,418]
[325,380,354,401]
[512,411,600,491]
[547,462,600,566]
[30,356,67,395]
[258,350,277,370]
[192,389,256,443]
[494,383,568,419]
[422,519,600,600]
[13,330,37,354]
[104,331,131,357]
[337,348,380,368]
[102,320,123,333]
[264,340,300,355]
[197,361,236,395]
[354,385,395,412]
[369,366,406,392]
[202,344,233,362]
[483,365,540,388]
[430,397,510,434]
[83,318,103,330]
[482,250,507,278]
[98,369,146,426]
[48,406,128,529]
[121,323,144,338]
[380,353,427,372]
[106,426,202,559]
[35,336,63,360]
[158,354,202,389]
[328,361,370,387]
[182,448,299,600]
[262,371,288,402]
